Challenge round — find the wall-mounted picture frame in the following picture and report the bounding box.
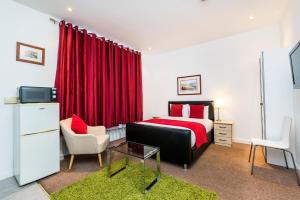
[16,42,45,65]
[177,75,201,95]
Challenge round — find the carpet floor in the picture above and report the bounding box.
[40,142,300,200]
[50,160,217,200]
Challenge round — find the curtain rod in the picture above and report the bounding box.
[50,17,59,24]
[49,18,140,54]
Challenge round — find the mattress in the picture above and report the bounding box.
[137,116,213,147]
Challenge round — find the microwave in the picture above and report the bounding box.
[19,86,57,103]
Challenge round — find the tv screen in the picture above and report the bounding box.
[290,41,300,89]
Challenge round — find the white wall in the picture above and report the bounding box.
[280,0,300,48]
[143,25,281,144]
[280,0,300,168]
[0,0,59,180]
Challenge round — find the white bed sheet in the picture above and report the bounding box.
[137,116,213,147]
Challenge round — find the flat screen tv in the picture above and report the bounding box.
[290,41,300,89]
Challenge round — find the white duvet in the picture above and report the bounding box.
[137,116,213,147]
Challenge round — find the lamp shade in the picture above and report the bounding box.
[215,99,224,108]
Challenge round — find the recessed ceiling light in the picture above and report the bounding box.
[249,15,255,20]
[67,7,72,12]
[148,47,152,51]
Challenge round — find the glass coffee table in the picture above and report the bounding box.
[107,141,160,193]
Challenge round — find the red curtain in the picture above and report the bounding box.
[55,21,143,128]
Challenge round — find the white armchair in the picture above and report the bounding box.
[60,118,110,170]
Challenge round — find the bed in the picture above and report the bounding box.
[126,101,214,169]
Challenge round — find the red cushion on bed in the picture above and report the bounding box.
[190,105,204,119]
[71,114,87,134]
[170,104,183,117]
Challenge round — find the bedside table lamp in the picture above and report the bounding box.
[215,99,224,121]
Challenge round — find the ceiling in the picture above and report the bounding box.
[13,0,288,54]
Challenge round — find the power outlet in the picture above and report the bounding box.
[4,97,19,104]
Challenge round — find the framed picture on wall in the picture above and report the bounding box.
[16,42,45,65]
[177,75,201,95]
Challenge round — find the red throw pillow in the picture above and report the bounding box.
[170,104,183,117]
[190,105,204,119]
[71,114,87,134]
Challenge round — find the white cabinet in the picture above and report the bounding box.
[214,121,234,147]
[14,103,60,186]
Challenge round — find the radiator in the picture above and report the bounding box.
[107,125,126,141]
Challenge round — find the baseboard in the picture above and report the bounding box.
[0,169,13,181]
[232,138,251,144]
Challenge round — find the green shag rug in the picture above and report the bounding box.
[50,160,217,200]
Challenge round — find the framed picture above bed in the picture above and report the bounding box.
[177,75,201,95]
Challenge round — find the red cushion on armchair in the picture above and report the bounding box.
[71,114,87,134]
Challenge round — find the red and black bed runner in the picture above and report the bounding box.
[143,119,207,149]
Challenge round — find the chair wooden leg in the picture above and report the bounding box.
[283,150,289,169]
[248,143,253,163]
[68,155,75,170]
[251,145,256,175]
[98,153,103,168]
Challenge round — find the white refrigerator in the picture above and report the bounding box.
[14,103,60,186]
[260,48,294,167]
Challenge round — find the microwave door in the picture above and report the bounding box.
[19,86,52,103]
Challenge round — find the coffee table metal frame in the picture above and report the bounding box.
[107,141,161,193]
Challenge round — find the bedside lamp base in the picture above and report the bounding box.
[216,107,221,121]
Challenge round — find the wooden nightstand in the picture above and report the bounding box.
[214,121,234,147]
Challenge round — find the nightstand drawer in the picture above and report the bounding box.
[215,136,231,146]
[215,130,231,138]
[214,124,232,132]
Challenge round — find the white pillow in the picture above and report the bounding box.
[204,106,209,119]
[182,104,190,118]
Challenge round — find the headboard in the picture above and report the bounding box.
[168,101,214,121]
